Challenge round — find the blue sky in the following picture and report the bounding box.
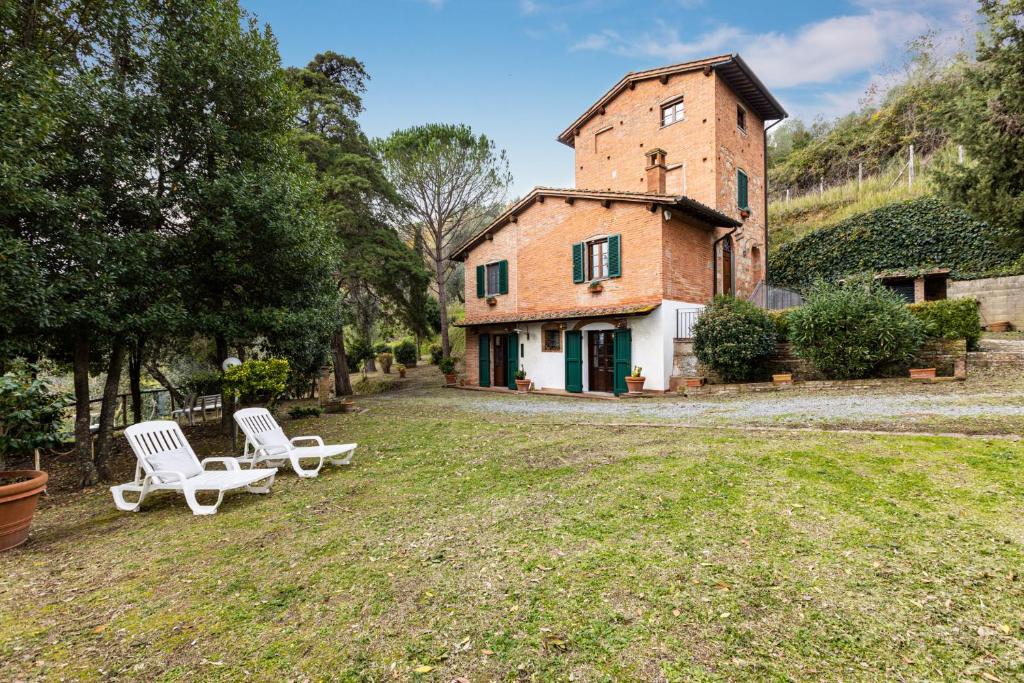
[242,0,977,196]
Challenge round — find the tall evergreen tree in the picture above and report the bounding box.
[935,0,1024,250]
[289,52,430,395]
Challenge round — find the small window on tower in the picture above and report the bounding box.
[661,99,684,126]
[737,105,747,132]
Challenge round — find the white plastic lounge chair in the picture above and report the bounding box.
[111,421,276,515]
[234,407,357,479]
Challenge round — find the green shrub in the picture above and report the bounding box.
[692,296,777,382]
[373,342,391,354]
[767,309,795,342]
[182,370,222,397]
[438,356,456,375]
[222,358,290,406]
[788,279,924,379]
[769,197,1023,291]
[346,337,374,372]
[0,363,71,470]
[393,339,418,366]
[288,405,323,419]
[908,298,982,349]
[429,343,443,365]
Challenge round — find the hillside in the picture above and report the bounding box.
[768,166,933,250]
[768,196,1023,291]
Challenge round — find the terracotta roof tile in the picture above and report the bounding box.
[457,302,660,327]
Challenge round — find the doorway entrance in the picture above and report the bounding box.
[588,330,614,392]
[493,334,507,388]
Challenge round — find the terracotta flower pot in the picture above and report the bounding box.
[624,376,646,395]
[399,369,406,378]
[445,373,457,386]
[909,367,936,379]
[0,470,48,552]
[772,373,793,384]
[515,378,531,393]
[588,282,603,294]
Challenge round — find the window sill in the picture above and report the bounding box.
[659,119,684,130]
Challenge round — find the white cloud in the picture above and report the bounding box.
[570,9,948,89]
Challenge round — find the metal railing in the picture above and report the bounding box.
[676,309,701,339]
[87,388,175,433]
[749,282,803,310]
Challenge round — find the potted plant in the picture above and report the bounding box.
[0,364,70,552]
[439,357,457,386]
[395,363,407,379]
[377,352,393,374]
[588,280,604,294]
[514,368,531,392]
[909,367,937,379]
[486,296,498,306]
[624,366,646,395]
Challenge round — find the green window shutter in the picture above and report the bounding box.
[608,234,621,278]
[506,332,518,390]
[564,331,582,393]
[612,328,631,396]
[737,170,748,209]
[478,334,490,387]
[572,243,584,283]
[498,260,508,294]
[475,265,485,298]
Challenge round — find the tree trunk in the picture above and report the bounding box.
[73,335,98,486]
[128,337,144,424]
[332,331,353,396]
[145,362,185,406]
[216,334,232,435]
[94,339,126,480]
[436,259,451,358]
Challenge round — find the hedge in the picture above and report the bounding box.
[692,296,777,382]
[787,279,924,379]
[769,197,1022,290]
[908,298,982,350]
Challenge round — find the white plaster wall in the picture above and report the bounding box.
[515,300,703,393]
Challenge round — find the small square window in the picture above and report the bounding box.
[486,262,501,296]
[543,329,561,352]
[737,105,747,132]
[661,99,684,126]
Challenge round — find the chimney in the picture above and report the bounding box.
[645,148,667,194]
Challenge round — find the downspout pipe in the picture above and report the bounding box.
[763,117,785,286]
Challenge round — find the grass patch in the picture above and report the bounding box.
[769,168,932,249]
[1,370,1023,681]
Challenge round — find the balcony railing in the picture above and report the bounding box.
[676,309,701,339]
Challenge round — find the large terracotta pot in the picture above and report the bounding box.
[0,470,48,552]
[624,376,646,395]
[515,378,531,393]
[444,373,457,386]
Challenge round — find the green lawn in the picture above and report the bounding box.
[2,370,1023,681]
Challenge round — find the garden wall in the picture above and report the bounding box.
[949,275,1024,329]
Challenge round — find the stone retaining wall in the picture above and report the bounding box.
[949,275,1024,329]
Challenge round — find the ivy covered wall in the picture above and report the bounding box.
[769,197,1024,290]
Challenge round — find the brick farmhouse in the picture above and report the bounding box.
[453,54,786,394]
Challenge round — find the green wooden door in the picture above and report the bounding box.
[478,334,490,387]
[565,330,582,393]
[613,328,631,396]
[506,332,519,390]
